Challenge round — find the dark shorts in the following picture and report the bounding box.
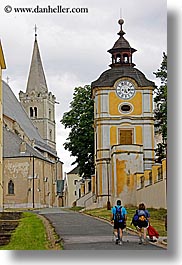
[137,220,149,228]
[114,221,126,230]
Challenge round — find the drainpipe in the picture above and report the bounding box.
[32,155,35,208]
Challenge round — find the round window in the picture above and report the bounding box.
[121,104,131,112]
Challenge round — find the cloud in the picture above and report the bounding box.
[0,0,167,172]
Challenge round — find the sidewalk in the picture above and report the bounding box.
[37,208,167,250]
[81,210,167,249]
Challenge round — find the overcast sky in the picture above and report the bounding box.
[0,0,168,174]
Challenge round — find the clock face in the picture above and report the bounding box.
[116,80,135,99]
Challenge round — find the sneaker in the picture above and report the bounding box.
[139,238,143,245]
[118,240,123,245]
[115,238,119,244]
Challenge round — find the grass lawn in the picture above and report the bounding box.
[84,206,167,237]
[0,212,50,250]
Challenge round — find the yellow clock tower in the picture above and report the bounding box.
[91,19,155,207]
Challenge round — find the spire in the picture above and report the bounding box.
[26,29,48,93]
[108,19,137,68]
[117,18,126,37]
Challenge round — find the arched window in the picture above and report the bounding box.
[30,107,33,117]
[49,129,52,140]
[8,180,14,195]
[123,53,129,63]
[116,54,121,63]
[34,107,37,117]
[49,109,51,120]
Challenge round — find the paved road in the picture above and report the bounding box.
[38,208,166,250]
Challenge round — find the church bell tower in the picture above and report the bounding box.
[19,29,56,150]
[91,19,155,206]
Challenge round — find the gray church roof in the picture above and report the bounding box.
[3,127,45,160]
[26,37,48,94]
[2,81,57,156]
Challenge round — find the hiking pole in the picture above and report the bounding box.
[124,227,129,242]
[111,224,115,242]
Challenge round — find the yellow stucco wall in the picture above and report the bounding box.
[116,159,126,196]
[135,159,166,208]
[162,159,166,178]
[110,126,117,146]
[93,75,159,208]
[91,175,95,193]
[152,164,161,183]
[144,170,151,183]
[136,160,166,209]
[136,126,143,145]
[110,125,143,146]
[112,155,139,204]
[109,91,142,116]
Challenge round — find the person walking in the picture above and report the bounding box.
[134,203,150,245]
[111,199,127,245]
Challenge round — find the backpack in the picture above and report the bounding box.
[137,210,147,221]
[131,209,148,226]
[114,206,124,222]
[131,210,139,226]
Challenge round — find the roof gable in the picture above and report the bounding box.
[2,81,57,156]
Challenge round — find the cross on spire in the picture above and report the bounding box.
[34,24,38,40]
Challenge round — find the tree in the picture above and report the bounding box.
[153,52,167,162]
[61,85,94,179]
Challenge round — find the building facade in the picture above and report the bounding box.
[64,167,81,207]
[2,32,63,209]
[0,40,6,211]
[91,19,157,207]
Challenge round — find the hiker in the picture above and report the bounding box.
[111,199,127,245]
[133,203,150,245]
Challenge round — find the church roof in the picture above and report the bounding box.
[26,37,48,93]
[3,127,46,160]
[91,66,155,88]
[2,81,57,156]
[111,36,130,50]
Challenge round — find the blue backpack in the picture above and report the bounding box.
[132,210,147,226]
[132,210,139,226]
[115,206,124,222]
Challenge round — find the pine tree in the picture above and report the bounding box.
[153,52,167,162]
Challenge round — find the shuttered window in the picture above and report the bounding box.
[119,129,133,144]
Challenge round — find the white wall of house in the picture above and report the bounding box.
[64,172,81,207]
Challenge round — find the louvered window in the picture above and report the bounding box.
[119,129,133,144]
